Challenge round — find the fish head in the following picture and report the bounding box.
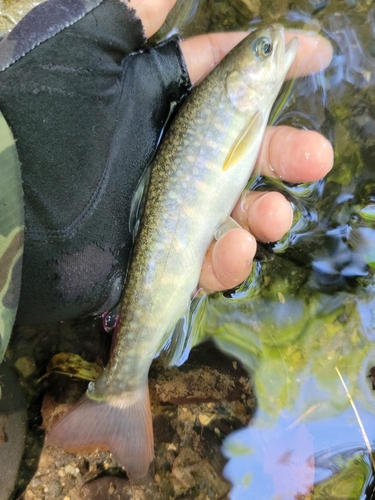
[224,24,298,115]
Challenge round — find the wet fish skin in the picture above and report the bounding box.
[48,25,297,477]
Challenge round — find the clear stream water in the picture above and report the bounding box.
[167,0,375,498]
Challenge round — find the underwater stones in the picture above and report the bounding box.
[14,356,36,377]
[230,0,261,18]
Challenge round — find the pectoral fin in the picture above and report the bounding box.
[223,111,263,172]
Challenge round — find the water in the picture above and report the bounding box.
[168,0,375,497]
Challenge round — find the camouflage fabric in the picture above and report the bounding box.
[0,110,23,370]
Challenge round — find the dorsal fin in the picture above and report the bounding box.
[129,166,151,240]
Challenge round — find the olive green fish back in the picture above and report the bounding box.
[0,110,23,366]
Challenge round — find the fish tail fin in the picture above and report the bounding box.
[46,385,154,478]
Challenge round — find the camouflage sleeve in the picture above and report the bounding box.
[0,111,23,368]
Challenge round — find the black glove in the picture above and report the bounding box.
[0,0,191,324]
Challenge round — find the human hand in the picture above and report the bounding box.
[131,0,334,292]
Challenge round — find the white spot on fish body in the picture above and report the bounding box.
[134,309,143,318]
[168,189,177,197]
[202,158,216,171]
[196,177,212,192]
[182,205,195,218]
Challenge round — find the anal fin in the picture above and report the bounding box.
[158,295,209,367]
[158,307,191,367]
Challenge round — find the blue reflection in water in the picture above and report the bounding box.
[223,401,375,499]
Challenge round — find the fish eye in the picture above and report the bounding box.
[252,36,273,59]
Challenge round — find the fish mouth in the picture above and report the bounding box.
[285,37,298,72]
[271,24,298,78]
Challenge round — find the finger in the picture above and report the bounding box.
[180,33,246,85]
[199,192,293,292]
[127,0,176,38]
[199,228,256,292]
[256,127,334,183]
[180,31,333,85]
[232,191,293,243]
[285,31,333,78]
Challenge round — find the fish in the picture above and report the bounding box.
[47,24,298,478]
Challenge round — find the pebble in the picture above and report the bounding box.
[198,413,217,426]
[179,409,194,421]
[44,480,63,497]
[231,0,261,16]
[14,356,36,377]
[64,464,78,476]
[30,477,42,488]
